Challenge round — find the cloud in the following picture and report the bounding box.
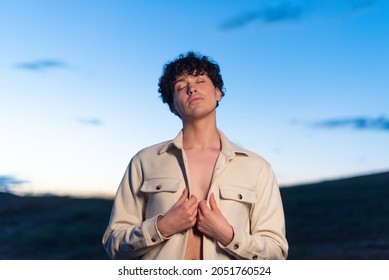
[220,2,304,30]
[219,0,377,30]
[78,117,104,126]
[0,175,27,192]
[15,59,67,71]
[312,116,389,132]
[348,0,377,11]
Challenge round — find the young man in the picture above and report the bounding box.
[102,52,288,260]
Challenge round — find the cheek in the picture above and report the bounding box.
[173,97,180,108]
[172,96,184,115]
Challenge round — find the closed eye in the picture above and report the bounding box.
[177,85,187,92]
[196,76,206,83]
[175,82,187,92]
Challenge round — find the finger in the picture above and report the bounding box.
[209,193,219,212]
[174,188,189,206]
[186,199,199,214]
[185,194,198,206]
[191,206,198,220]
[197,200,209,213]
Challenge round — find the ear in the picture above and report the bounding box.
[216,88,222,101]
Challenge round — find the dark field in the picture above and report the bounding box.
[282,171,389,259]
[1,171,388,260]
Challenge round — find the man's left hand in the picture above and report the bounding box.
[197,192,234,246]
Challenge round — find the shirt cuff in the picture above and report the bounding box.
[219,225,244,252]
[155,214,171,241]
[141,215,169,246]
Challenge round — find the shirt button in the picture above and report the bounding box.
[156,185,161,190]
[252,255,258,260]
[151,237,157,242]
[238,194,242,200]
[233,244,239,250]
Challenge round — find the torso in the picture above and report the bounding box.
[183,147,220,260]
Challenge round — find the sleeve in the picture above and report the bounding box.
[102,157,169,259]
[219,165,289,260]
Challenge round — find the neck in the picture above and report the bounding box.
[182,117,220,150]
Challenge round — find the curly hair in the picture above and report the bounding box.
[158,51,225,115]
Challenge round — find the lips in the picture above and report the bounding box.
[188,96,204,105]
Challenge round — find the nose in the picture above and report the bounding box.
[187,81,197,96]
[188,89,196,96]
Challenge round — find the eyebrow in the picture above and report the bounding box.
[173,78,185,85]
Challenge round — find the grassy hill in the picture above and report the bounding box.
[282,171,389,259]
[0,193,112,259]
[1,171,388,259]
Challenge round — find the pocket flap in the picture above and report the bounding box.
[140,178,181,193]
[219,185,256,203]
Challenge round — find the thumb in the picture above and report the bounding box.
[209,193,220,212]
[174,188,189,206]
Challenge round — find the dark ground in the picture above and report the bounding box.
[1,171,388,260]
[282,171,389,259]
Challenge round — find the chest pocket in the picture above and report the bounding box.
[219,185,256,204]
[140,178,183,218]
[218,185,256,226]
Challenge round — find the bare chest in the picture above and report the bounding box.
[184,149,220,201]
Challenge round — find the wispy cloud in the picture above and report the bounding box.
[220,2,304,30]
[312,116,389,132]
[78,117,104,126]
[348,0,377,11]
[0,175,27,192]
[220,0,377,30]
[15,59,67,71]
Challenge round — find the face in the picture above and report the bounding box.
[172,73,222,120]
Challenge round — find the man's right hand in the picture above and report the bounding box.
[157,188,198,237]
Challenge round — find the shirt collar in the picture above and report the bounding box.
[158,129,249,159]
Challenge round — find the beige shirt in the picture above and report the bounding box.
[102,130,288,260]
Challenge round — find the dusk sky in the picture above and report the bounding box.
[1,0,388,197]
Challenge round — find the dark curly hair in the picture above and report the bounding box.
[158,51,225,115]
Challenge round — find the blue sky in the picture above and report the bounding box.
[1,0,388,197]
